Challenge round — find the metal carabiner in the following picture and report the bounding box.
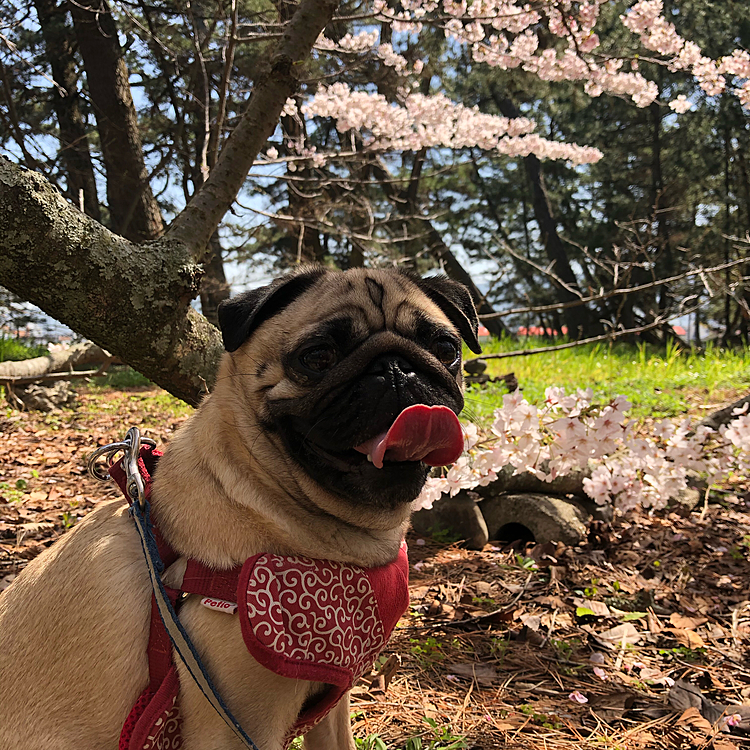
[87,427,156,511]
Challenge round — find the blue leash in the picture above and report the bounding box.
[89,428,261,750]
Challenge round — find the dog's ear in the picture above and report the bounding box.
[409,274,482,354]
[217,266,327,352]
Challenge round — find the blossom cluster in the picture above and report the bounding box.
[272,1,750,169]
[303,83,602,163]
[620,0,750,104]
[415,388,750,514]
[366,0,665,107]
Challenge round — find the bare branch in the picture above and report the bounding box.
[166,0,340,257]
[208,0,239,167]
[467,305,702,363]
[185,0,211,184]
[496,237,585,301]
[0,56,42,170]
[479,258,748,320]
[0,369,104,386]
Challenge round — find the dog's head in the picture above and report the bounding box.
[216,266,480,513]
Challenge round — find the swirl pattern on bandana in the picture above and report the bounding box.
[244,555,385,677]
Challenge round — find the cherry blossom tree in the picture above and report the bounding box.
[258,0,750,338]
[272,0,750,168]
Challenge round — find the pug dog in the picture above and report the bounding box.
[0,265,480,749]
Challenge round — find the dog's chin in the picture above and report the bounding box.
[284,430,430,511]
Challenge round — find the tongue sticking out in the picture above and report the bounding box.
[353,404,464,469]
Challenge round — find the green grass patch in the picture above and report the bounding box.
[128,390,194,420]
[463,337,750,423]
[93,366,153,389]
[0,336,48,362]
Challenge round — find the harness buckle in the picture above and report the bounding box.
[87,427,156,511]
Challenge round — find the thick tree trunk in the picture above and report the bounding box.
[422,223,508,339]
[68,0,164,242]
[649,100,672,311]
[469,155,542,301]
[722,119,735,346]
[493,93,595,339]
[522,153,593,336]
[0,157,218,405]
[34,0,101,221]
[0,62,39,170]
[281,113,325,264]
[368,157,508,338]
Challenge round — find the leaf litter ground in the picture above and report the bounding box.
[2,386,750,750]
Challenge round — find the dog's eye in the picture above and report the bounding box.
[299,345,337,373]
[431,338,458,366]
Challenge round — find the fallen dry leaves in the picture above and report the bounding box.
[0,386,190,585]
[2,386,750,749]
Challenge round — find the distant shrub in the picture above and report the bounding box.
[0,336,48,362]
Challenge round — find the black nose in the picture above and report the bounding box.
[368,353,415,376]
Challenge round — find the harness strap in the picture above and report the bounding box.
[147,589,179,688]
[106,437,262,750]
[182,560,240,601]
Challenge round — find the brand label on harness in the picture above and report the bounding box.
[201,596,238,614]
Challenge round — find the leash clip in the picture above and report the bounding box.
[87,427,156,511]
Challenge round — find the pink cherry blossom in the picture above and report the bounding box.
[669,95,693,114]
[414,386,750,514]
[293,3,750,185]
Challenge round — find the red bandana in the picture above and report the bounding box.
[112,448,410,749]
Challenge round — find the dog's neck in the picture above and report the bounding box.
[150,392,410,570]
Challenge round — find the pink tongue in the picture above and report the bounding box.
[354,404,464,469]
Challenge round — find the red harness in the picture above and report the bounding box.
[110,446,409,750]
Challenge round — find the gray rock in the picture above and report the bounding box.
[474,464,592,498]
[672,486,702,510]
[481,493,591,546]
[411,490,489,550]
[474,465,612,522]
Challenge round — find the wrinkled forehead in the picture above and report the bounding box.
[275,269,456,345]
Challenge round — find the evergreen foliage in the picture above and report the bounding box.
[0,0,748,342]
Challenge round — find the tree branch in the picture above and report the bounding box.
[699,393,750,431]
[167,0,340,256]
[466,304,701,363]
[479,259,748,320]
[0,157,222,405]
[0,341,113,379]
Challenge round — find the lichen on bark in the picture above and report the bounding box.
[0,157,218,405]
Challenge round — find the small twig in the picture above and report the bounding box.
[698,485,711,522]
[539,609,558,648]
[402,572,534,632]
[466,305,702,363]
[0,369,105,386]
[613,629,628,672]
[497,238,585,301]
